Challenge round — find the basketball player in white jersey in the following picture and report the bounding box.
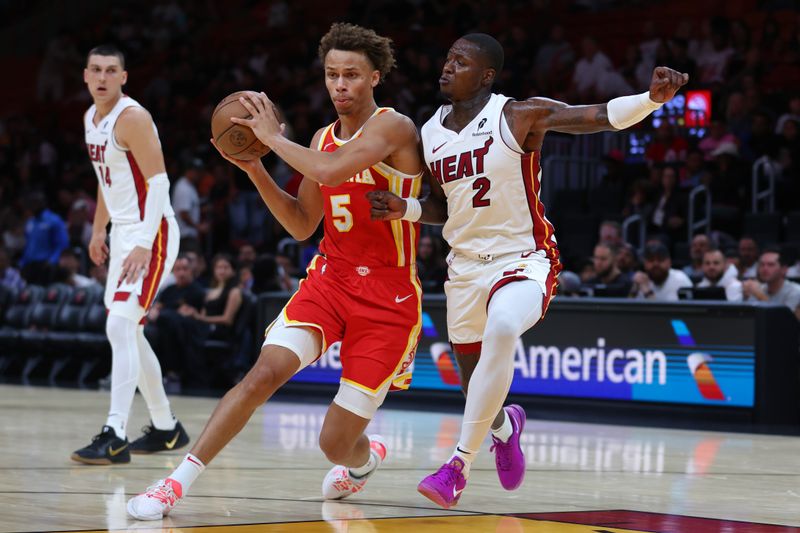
[369,33,688,508]
[72,45,189,465]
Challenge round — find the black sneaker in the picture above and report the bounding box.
[130,421,190,454]
[71,425,130,465]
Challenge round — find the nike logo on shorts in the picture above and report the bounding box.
[395,294,412,304]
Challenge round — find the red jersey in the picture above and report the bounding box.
[316,108,422,269]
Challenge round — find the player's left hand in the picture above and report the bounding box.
[231,92,284,146]
[120,246,151,285]
[648,67,689,104]
[366,190,406,220]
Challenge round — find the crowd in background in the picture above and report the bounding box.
[0,0,798,319]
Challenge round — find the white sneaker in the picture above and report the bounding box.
[126,478,183,521]
[321,435,387,500]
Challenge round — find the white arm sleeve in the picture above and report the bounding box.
[132,172,170,248]
[606,92,663,130]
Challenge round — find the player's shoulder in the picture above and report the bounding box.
[366,108,418,139]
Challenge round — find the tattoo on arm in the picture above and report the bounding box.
[546,103,613,134]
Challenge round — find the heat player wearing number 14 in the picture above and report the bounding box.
[127,23,423,521]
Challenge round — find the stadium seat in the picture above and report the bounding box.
[0,285,46,360]
[43,285,102,386]
[74,298,111,369]
[18,284,72,383]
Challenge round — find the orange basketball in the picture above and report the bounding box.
[211,91,271,161]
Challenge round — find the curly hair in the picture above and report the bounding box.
[318,23,396,81]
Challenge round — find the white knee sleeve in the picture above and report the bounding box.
[333,381,389,420]
[263,315,323,371]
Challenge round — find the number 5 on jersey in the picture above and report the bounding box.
[330,194,353,232]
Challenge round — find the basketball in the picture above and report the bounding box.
[211,91,271,161]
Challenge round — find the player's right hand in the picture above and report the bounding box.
[210,138,266,175]
[366,190,406,221]
[88,231,109,266]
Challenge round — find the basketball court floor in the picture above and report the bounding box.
[2,384,799,532]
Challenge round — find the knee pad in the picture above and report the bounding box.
[332,381,389,420]
[263,315,322,370]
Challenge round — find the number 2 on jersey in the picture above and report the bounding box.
[472,177,491,208]
[330,194,353,232]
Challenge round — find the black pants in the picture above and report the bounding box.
[145,309,210,387]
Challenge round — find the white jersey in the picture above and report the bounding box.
[84,95,174,225]
[421,93,558,261]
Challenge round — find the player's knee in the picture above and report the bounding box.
[239,360,278,403]
[485,310,520,341]
[105,314,138,348]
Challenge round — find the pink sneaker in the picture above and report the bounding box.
[321,435,387,500]
[127,478,183,521]
[417,457,468,509]
[490,404,527,490]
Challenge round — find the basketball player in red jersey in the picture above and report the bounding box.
[72,45,189,465]
[369,34,687,508]
[128,23,424,520]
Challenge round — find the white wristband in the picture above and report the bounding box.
[607,92,662,130]
[401,197,422,222]
[132,172,170,248]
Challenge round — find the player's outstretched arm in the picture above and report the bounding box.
[211,133,324,241]
[115,106,171,284]
[232,93,418,187]
[523,66,688,135]
[367,168,448,225]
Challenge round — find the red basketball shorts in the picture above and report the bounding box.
[282,255,422,395]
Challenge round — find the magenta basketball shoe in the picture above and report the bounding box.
[417,457,468,509]
[490,404,527,490]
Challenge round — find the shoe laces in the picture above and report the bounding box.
[145,480,179,505]
[490,436,512,471]
[436,462,462,486]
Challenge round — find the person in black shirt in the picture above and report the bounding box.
[583,242,632,297]
[145,255,208,388]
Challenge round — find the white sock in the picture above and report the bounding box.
[491,409,513,443]
[106,314,142,441]
[168,453,205,495]
[136,326,176,431]
[349,449,379,478]
[105,414,126,440]
[451,442,477,477]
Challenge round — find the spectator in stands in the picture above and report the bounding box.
[648,166,686,245]
[19,191,68,285]
[66,198,93,249]
[237,243,257,291]
[598,220,623,247]
[178,254,243,346]
[172,158,207,248]
[698,120,738,162]
[645,122,688,166]
[667,38,696,87]
[250,253,284,294]
[621,179,654,224]
[776,95,800,135]
[184,249,209,288]
[572,36,613,101]
[629,242,693,301]
[738,236,759,279]
[741,111,779,162]
[417,235,447,293]
[682,233,711,282]
[56,248,95,288]
[145,255,208,389]
[706,142,746,234]
[0,246,24,291]
[534,24,575,94]
[616,243,638,282]
[680,148,710,190]
[592,150,627,217]
[743,247,800,321]
[584,243,631,297]
[697,248,743,301]
[695,16,734,85]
